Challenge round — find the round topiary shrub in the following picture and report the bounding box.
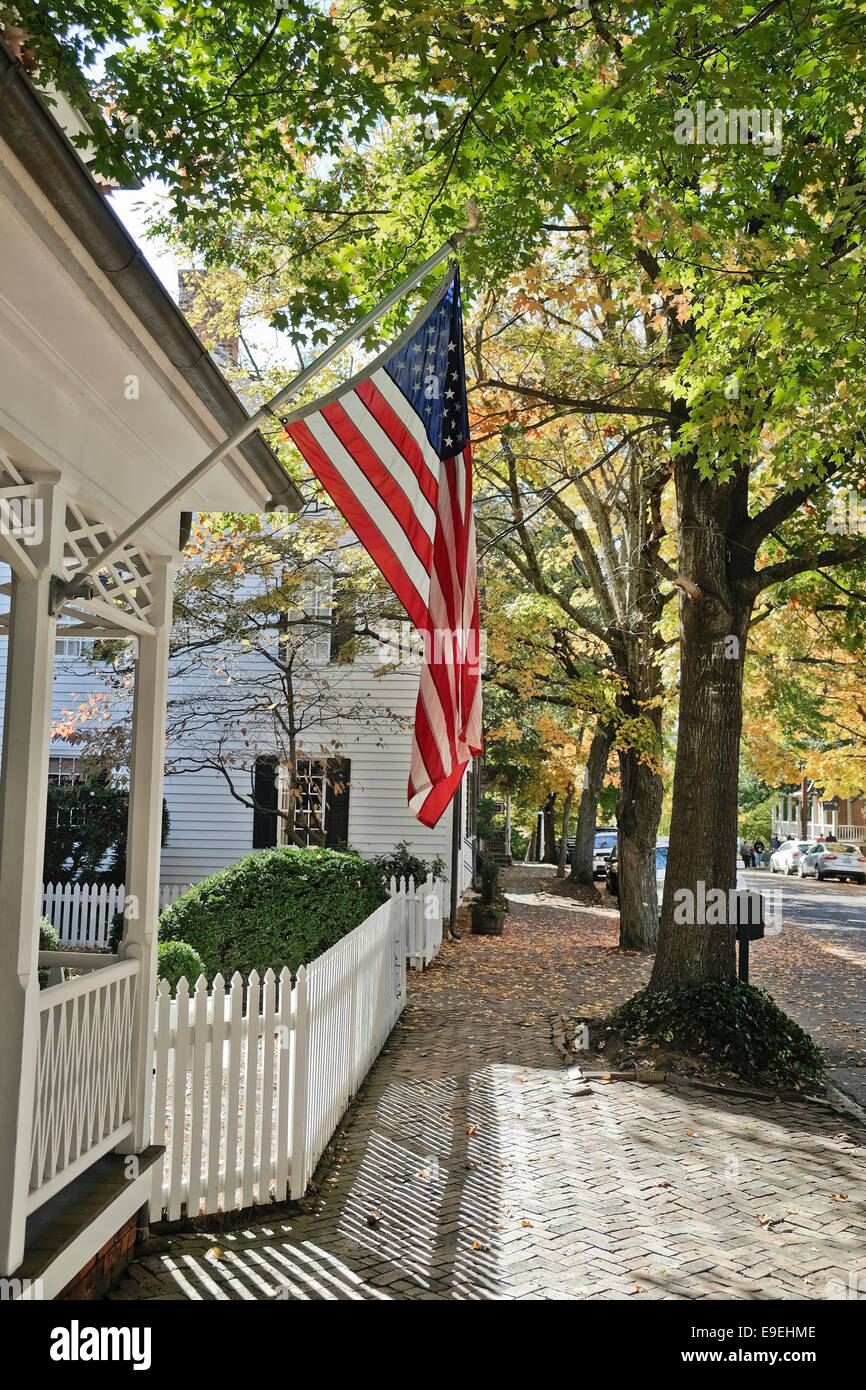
[606,982,825,1089]
[157,847,388,982]
[157,940,206,992]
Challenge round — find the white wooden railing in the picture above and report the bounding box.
[773,821,865,844]
[149,876,445,1224]
[41,881,188,948]
[29,958,139,1213]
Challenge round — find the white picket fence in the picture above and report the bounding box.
[151,889,412,1222]
[41,881,188,948]
[393,873,446,971]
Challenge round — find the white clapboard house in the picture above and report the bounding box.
[4,559,476,893]
[0,39,474,1298]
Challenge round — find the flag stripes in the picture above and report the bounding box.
[283,265,481,827]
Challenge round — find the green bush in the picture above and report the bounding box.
[157,940,206,992]
[738,797,773,846]
[158,847,388,981]
[38,918,60,988]
[373,840,446,887]
[607,982,825,1088]
[478,857,509,912]
[44,778,169,885]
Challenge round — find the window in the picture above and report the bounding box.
[253,757,350,848]
[286,577,332,665]
[48,755,81,786]
[286,760,327,845]
[55,636,94,660]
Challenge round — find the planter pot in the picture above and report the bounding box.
[471,905,506,936]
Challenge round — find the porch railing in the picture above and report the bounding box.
[29,957,139,1213]
[773,820,865,843]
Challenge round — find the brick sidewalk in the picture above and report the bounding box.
[109,868,866,1301]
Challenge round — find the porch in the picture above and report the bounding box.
[771,793,866,844]
[0,32,299,1295]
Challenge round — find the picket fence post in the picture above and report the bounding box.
[290,964,310,1200]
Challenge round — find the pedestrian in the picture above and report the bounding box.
[753,837,765,868]
[770,834,780,851]
[742,841,754,869]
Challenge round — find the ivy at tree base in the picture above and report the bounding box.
[606,983,825,1090]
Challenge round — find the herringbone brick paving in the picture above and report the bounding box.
[109,867,866,1301]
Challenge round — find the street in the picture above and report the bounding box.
[747,868,866,945]
[744,870,866,1107]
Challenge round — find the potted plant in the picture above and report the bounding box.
[471,858,509,936]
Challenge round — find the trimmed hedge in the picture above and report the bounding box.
[158,847,388,982]
[606,982,825,1088]
[157,940,206,991]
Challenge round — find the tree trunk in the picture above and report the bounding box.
[650,465,754,989]
[526,824,537,862]
[556,786,575,878]
[616,704,664,950]
[543,793,557,863]
[570,722,613,883]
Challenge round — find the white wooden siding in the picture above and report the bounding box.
[0,562,472,897]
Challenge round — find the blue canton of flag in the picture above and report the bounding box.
[384,273,470,461]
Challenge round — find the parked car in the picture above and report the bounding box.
[798,841,866,882]
[592,828,617,878]
[605,836,669,900]
[607,838,746,906]
[769,840,814,875]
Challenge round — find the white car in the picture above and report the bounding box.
[769,840,813,874]
[798,841,866,883]
[592,828,618,878]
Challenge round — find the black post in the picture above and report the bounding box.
[449,780,463,940]
[737,921,750,984]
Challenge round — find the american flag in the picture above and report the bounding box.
[282,265,482,828]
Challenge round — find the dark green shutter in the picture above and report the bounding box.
[324,758,351,847]
[252,756,278,848]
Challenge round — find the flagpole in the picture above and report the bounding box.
[449,778,463,941]
[52,202,482,607]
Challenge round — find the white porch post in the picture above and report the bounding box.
[504,796,512,853]
[0,483,64,1275]
[119,558,174,1155]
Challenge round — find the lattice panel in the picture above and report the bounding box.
[30,961,137,1199]
[63,498,154,625]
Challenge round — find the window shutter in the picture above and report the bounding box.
[324,758,351,847]
[252,756,278,848]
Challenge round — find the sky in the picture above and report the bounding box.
[108,184,180,300]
